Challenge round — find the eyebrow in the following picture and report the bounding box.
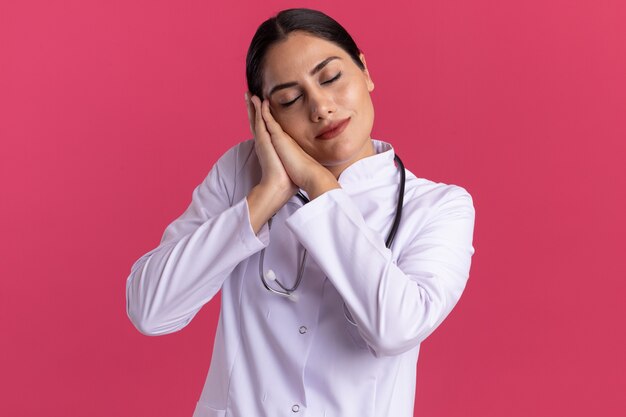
[267,56,342,98]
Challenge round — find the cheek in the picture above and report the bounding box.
[343,83,375,135]
[273,112,308,142]
[337,82,368,110]
[271,110,295,131]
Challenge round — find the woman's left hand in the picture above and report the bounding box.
[260,99,340,199]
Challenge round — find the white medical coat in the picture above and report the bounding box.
[126,139,476,417]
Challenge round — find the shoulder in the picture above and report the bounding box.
[213,139,256,173]
[402,169,475,218]
[204,139,258,180]
[207,139,260,203]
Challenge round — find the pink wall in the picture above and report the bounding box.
[2,1,625,415]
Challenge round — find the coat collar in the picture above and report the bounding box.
[336,139,397,186]
[295,139,397,201]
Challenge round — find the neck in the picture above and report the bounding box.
[326,140,376,179]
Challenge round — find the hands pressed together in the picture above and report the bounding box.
[244,92,340,234]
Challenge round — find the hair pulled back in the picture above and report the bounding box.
[246,8,365,99]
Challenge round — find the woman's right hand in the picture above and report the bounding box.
[245,92,297,232]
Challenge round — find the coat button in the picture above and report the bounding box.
[292,404,300,412]
[299,326,307,334]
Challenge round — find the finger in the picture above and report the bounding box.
[260,99,303,158]
[261,99,284,136]
[251,96,270,139]
[244,92,255,136]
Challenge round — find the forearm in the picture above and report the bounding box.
[247,175,340,234]
[247,184,286,234]
[126,198,267,335]
[286,188,475,357]
[304,174,341,200]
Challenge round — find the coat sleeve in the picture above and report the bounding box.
[284,186,475,357]
[126,144,269,336]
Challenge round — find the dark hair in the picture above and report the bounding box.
[246,8,365,99]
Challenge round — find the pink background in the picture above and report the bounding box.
[2,1,625,416]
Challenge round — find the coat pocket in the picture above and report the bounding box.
[192,401,226,417]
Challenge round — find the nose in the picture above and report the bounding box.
[308,88,336,122]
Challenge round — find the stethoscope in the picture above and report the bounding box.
[259,154,406,305]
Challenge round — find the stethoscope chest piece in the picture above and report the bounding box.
[258,204,309,300]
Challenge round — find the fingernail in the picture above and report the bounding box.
[244,92,248,102]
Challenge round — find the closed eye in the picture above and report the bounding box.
[323,72,342,84]
[281,95,301,107]
[280,72,342,108]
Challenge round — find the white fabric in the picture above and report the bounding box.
[126,139,476,417]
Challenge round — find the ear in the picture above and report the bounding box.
[359,53,375,92]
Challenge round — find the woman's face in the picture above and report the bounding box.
[261,31,375,176]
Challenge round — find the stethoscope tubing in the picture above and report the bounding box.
[259,154,406,299]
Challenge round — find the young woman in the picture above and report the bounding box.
[126,8,476,417]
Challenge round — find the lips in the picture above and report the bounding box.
[316,117,351,140]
